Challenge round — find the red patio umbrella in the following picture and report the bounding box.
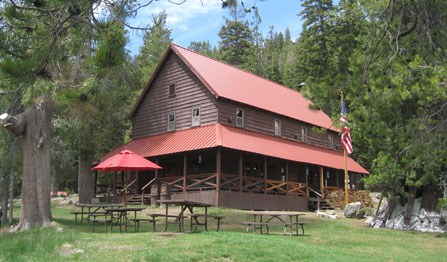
[91,149,162,205]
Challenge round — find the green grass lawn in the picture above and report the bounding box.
[1,202,446,261]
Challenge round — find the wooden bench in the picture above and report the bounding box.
[91,218,113,232]
[189,214,224,233]
[148,213,189,232]
[129,218,155,232]
[243,221,307,236]
[70,211,83,222]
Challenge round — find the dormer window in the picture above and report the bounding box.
[301,127,308,143]
[192,107,200,127]
[274,119,281,136]
[169,84,176,97]
[236,109,244,127]
[167,113,175,131]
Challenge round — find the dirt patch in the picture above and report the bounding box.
[60,243,84,257]
[156,232,183,237]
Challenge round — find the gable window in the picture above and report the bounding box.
[301,127,308,143]
[274,119,281,136]
[167,113,175,131]
[192,107,201,127]
[236,109,244,127]
[328,135,334,148]
[169,84,176,97]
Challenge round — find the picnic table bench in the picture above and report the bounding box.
[148,213,189,232]
[190,214,224,232]
[244,211,307,236]
[74,203,124,224]
[129,218,155,232]
[243,221,308,236]
[151,200,215,233]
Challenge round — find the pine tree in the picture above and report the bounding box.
[135,11,172,85]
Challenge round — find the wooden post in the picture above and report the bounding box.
[263,157,268,194]
[216,148,221,192]
[216,148,222,207]
[183,154,188,193]
[319,167,324,199]
[285,162,289,195]
[305,168,309,197]
[239,153,243,192]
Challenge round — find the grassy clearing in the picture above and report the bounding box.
[0,203,446,262]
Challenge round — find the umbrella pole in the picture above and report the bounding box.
[124,171,128,206]
[114,172,117,203]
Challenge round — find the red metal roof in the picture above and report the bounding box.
[111,124,368,174]
[132,43,338,132]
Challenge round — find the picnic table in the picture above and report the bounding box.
[105,207,145,232]
[243,211,307,236]
[149,199,223,233]
[74,203,124,224]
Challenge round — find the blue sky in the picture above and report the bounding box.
[127,0,303,56]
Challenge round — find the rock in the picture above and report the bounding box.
[364,216,375,226]
[344,202,362,218]
[317,211,339,219]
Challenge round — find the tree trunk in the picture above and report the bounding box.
[78,155,95,204]
[4,96,53,231]
[1,173,9,226]
[404,187,417,226]
[8,173,14,225]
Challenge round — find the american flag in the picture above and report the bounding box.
[340,99,353,155]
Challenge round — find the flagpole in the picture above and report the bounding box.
[341,91,349,206]
[344,148,349,206]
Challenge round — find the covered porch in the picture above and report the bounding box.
[99,124,368,210]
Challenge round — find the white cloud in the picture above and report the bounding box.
[134,0,223,32]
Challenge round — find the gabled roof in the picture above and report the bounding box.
[131,43,338,132]
[107,124,368,174]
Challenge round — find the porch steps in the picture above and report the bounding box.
[127,194,150,205]
[308,197,335,211]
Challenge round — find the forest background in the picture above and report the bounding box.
[0,0,446,230]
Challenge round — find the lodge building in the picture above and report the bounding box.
[98,43,368,211]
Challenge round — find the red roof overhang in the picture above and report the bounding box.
[107,124,368,174]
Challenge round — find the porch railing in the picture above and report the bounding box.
[141,177,158,204]
[159,173,308,196]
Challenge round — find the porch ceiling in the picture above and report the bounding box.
[108,124,368,174]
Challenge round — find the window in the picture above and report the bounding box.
[274,119,281,136]
[328,135,334,148]
[192,107,200,127]
[167,113,175,131]
[301,127,308,143]
[169,84,176,97]
[236,109,244,127]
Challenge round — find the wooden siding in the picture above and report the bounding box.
[132,51,218,139]
[218,99,343,152]
[170,190,308,211]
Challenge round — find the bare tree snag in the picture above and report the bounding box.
[3,95,53,232]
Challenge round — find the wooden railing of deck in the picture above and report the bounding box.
[161,176,184,192]
[141,177,157,204]
[286,181,307,196]
[186,173,217,191]
[241,176,264,193]
[220,174,240,191]
[159,173,309,196]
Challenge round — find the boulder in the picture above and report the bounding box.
[344,202,362,218]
